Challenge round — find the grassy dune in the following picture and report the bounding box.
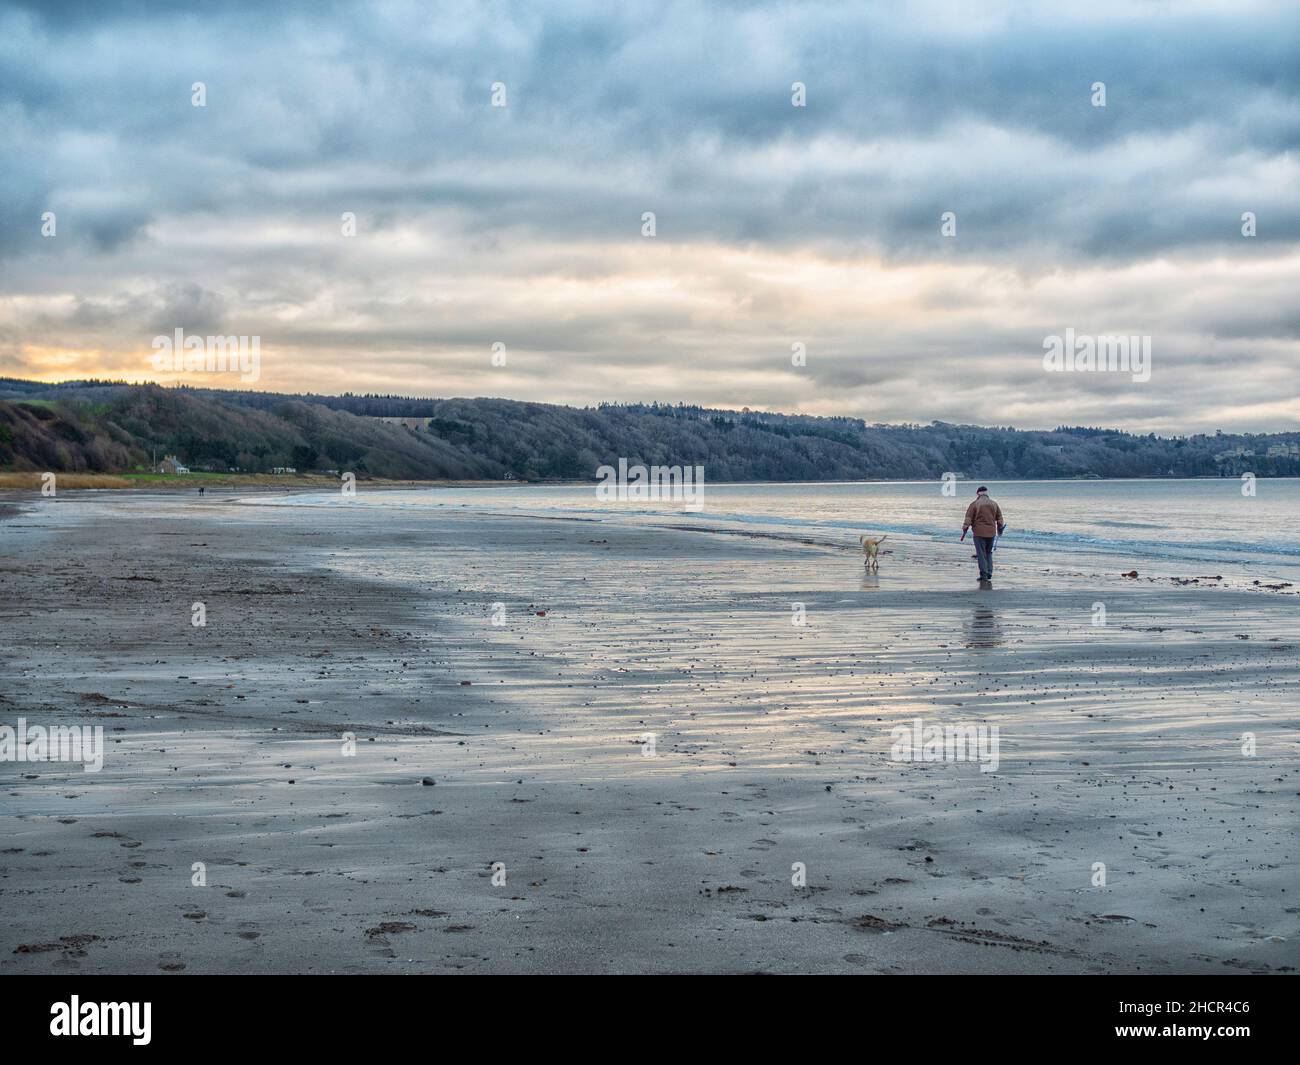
[0,472,134,489]
[0,471,513,490]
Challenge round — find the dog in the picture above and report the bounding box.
[858,534,887,569]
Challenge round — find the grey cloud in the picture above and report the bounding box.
[3,2,1295,255]
[0,1,1297,432]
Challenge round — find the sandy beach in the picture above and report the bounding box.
[1,489,1296,974]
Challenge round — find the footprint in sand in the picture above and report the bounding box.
[364,920,417,956]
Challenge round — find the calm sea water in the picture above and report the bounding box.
[253,479,1300,584]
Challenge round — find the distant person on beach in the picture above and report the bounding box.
[961,486,1005,584]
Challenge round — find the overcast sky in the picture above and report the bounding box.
[2,0,1297,432]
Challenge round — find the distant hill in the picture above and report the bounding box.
[1,377,1296,481]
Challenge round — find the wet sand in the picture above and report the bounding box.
[1,490,1297,973]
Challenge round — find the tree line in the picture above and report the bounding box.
[1,378,1297,481]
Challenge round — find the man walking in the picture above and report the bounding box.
[962,486,1005,584]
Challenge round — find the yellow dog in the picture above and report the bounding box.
[858,534,887,569]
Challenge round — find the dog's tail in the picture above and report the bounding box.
[876,535,887,545]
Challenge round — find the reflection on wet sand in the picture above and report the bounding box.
[859,572,880,592]
[964,601,1004,648]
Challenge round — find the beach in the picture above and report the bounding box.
[1,487,1297,974]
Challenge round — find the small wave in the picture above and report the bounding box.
[241,490,1299,568]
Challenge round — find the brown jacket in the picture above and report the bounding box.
[963,494,1004,538]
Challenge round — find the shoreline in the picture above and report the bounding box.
[5,487,1298,595]
[3,472,1299,494]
